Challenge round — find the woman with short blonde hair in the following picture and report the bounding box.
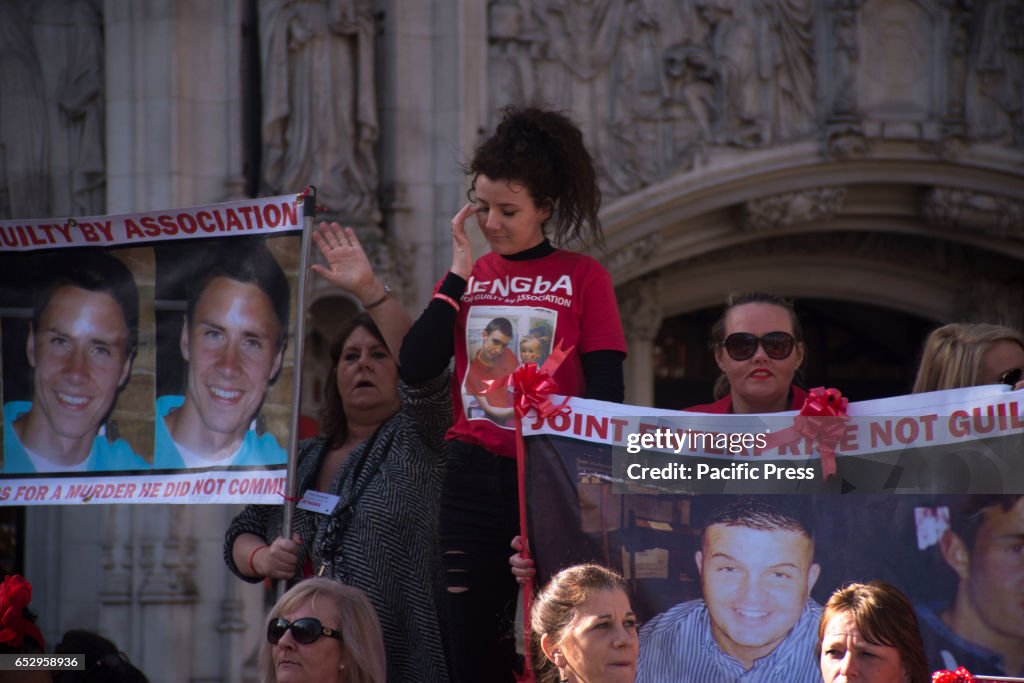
[260,577,386,683]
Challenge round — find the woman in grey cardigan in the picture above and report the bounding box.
[224,223,453,682]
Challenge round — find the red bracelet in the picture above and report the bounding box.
[432,292,460,312]
[248,545,268,576]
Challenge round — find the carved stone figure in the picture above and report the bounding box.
[0,0,49,219]
[30,0,105,216]
[260,0,379,219]
[528,0,635,195]
[698,0,766,145]
[945,0,974,129]
[825,0,868,157]
[969,0,1024,146]
[830,0,861,118]
[488,0,537,121]
[760,0,816,140]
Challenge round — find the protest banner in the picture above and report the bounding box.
[521,384,1024,678]
[0,195,304,505]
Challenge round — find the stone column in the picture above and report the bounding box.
[617,274,663,407]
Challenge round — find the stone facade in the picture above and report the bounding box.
[1,1,1022,681]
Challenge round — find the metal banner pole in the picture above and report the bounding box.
[281,188,317,567]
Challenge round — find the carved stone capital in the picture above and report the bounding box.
[603,233,662,278]
[825,121,869,158]
[617,274,663,341]
[741,187,847,231]
[923,186,1024,239]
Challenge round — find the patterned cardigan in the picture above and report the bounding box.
[224,371,452,683]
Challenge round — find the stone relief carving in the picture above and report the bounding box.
[617,273,663,341]
[825,0,868,157]
[0,0,106,219]
[260,0,380,220]
[922,186,1024,238]
[741,187,847,231]
[602,232,662,277]
[944,0,974,135]
[31,0,105,216]
[487,0,817,196]
[0,0,50,219]
[968,0,1024,146]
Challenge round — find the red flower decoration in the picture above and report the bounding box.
[0,575,44,650]
[932,666,975,683]
[795,387,850,479]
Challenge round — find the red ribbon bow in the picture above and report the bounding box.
[480,341,575,420]
[760,386,850,480]
[795,387,850,479]
[0,575,44,650]
[932,667,975,683]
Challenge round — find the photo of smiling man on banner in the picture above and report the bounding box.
[154,239,290,469]
[2,250,149,473]
[638,496,822,682]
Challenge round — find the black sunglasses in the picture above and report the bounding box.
[720,332,796,361]
[999,367,1023,387]
[267,617,341,645]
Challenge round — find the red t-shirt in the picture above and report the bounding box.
[447,250,627,457]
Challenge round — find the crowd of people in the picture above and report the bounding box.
[226,106,1020,683]
[4,104,1022,682]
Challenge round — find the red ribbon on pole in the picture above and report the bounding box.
[932,667,975,683]
[761,387,850,479]
[509,341,575,682]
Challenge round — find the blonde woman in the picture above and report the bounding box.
[912,323,1024,393]
[260,577,386,683]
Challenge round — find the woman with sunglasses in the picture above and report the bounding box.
[401,106,627,682]
[912,322,1024,393]
[262,577,387,683]
[225,225,453,682]
[688,292,807,413]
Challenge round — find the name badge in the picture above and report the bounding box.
[297,490,340,515]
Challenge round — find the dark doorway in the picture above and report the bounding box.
[653,299,938,410]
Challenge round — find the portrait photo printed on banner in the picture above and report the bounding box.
[0,248,153,474]
[461,305,556,428]
[153,235,294,471]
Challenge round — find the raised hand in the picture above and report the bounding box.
[450,202,475,279]
[311,221,384,305]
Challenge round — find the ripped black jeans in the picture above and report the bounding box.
[440,441,521,683]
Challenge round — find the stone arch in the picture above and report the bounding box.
[605,146,1024,404]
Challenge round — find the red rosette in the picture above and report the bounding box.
[510,362,569,420]
[760,387,850,480]
[932,666,975,683]
[795,387,850,479]
[0,574,44,650]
